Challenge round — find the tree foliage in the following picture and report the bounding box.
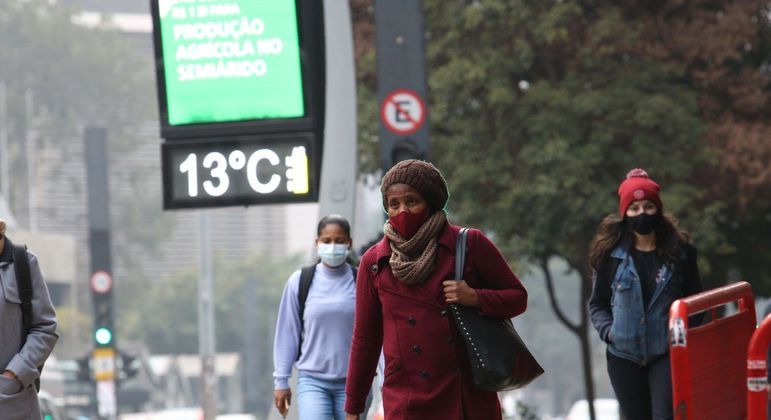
[422,0,771,290]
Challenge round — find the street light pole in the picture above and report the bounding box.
[198,210,218,420]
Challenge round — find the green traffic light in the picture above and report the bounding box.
[43,415,53,420]
[95,327,113,346]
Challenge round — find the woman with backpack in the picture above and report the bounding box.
[588,169,703,420]
[273,214,370,419]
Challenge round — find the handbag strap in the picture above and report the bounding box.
[455,228,469,280]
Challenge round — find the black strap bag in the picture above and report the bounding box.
[449,228,544,391]
[9,238,43,392]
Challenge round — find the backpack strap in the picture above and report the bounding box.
[296,264,316,360]
[11,242,32,342]
[297,265,316,329]
[11,239,42,392]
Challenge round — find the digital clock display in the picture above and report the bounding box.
[161,134,317,209]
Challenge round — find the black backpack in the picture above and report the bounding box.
[295,263,357,360]
[9,238,42,392]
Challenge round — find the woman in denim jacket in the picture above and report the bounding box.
[588,169,702,420]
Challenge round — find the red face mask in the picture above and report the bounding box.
[389,209,429,239]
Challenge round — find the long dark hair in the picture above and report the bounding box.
[588,212,691,270]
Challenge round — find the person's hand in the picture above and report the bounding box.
[442,280,480,308]
[345,414,360,420]
[274,388,291,417]
[2,370,17,380]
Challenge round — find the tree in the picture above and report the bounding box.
[622,1,771,292]
[351,0,380,175]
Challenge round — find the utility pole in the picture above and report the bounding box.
[85,127,118,420]
[375,0,431,170]
[198,211,217,420]
[318,0,358,222]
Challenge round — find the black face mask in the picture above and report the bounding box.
[626,213,661,235]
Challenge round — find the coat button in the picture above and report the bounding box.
[412,345,421,355]
[447,336,454,343]
[440,309,448,317]
[408,317,416,325]
[370,264,378,274]
[420,370,429,378]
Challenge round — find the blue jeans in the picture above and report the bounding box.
[297,374,372,420]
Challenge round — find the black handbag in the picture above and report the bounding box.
[450,228,544,391]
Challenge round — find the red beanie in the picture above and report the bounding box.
[617,168,662,216]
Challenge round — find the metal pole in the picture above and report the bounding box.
[198,210,217,419]
[318,0,357,221]
[85,127,117,420]
[375,0,431,170]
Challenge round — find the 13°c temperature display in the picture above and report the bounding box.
[161,135,317,209]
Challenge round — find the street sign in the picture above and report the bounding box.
[380,89,426,136]
[92,348,116,381]
[90,271,113,294]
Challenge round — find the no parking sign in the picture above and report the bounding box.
[380,89,426,136]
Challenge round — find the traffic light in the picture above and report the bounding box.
[92,296,114,347]
[94,327,113,346]
[90,271,114,348]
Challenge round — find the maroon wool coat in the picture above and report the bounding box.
[345,224,528,420]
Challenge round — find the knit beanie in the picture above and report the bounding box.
[617,168,662,216]
[381,160,449,212]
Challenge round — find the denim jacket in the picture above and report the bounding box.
[603,245,685,364]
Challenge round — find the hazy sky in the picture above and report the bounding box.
[58,0,149,14]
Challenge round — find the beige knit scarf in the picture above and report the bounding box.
[384,211,447,285]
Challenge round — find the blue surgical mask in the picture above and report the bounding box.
[317,243,349,267]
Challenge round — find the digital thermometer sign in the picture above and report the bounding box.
[150,0,325,209]
[161,134,317,209]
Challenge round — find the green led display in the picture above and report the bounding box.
[157,0,305,125]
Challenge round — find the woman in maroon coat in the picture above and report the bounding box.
[345,160,528,420]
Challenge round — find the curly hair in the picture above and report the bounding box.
[588,212,691,270]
